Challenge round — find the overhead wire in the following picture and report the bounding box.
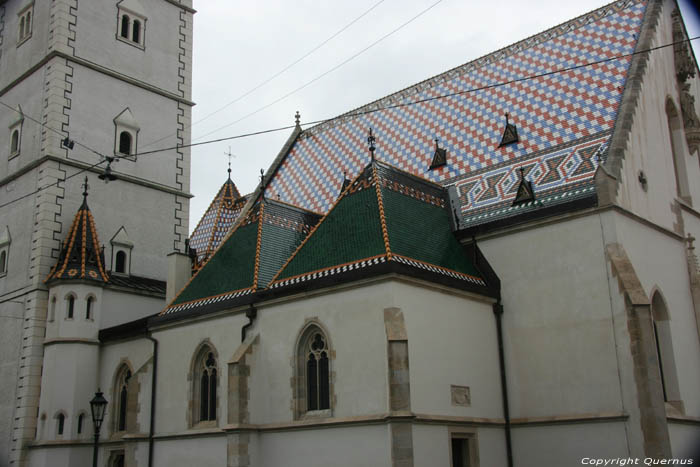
[140,0,388,149]
[192,0,445,142]
[130,35,700,158]
[1,35,698,210]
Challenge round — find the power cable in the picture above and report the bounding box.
[130,35,700,158]
[191,0,445,142]
[140,0,388,149]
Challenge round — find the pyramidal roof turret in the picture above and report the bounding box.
[189,171,247,267]
[268,159,490,295]
[45,177,109,284]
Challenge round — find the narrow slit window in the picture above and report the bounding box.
[77,413,84,434]
[67,296,75,319]
[0,250,6,274]
[86,296,94,320]
[10,129,19,155]
[57,414,65,436]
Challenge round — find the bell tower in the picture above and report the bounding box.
[0,0,195,464]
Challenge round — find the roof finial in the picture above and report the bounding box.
[82,176,89,200]
[295,111,301,127]
[225,146,234,179]
[367,127,376,161]
[435,137,440,149]
[519,166,525,179]
[505,112,510,125]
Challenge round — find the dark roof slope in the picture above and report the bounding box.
[163,199,321,316]
[270,161,487,293]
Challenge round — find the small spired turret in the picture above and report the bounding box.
[37,178,108,445]
[45,177,109,284]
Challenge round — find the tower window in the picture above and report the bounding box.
[132,20,141,44]
[0,250,6,275]
[120,14,130,38]
[118,131,132,155]
[17,5,33,44]
[115,250,127,273]
[77,413,84,434]
[10,130,19,155]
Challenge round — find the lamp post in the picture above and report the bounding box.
[90,390,108,467]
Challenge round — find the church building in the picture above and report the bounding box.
[1,0,700,466]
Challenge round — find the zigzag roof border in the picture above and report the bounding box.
[301,0,640,139]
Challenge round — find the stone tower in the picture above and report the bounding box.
[0,0,194,464]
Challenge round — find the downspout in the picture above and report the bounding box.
[241,304,257,342]
[146,334,158,467]
[493,301,513,467]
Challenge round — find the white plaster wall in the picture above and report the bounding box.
[152,311,247,433]
[668,422,700,458]
[0,300,23,461]
[250,282,392,424]
[614,0,700,229]
[73,0,185,95]
[511,421,629,467]
[393,281,501,418]
[36,343,99,442]
[153,436,226,467]
[100,289,163,329]
[256,424,390,467]
[412,424,507,467]
[480,214,624,418]
[610,211,700,415]
[67,65,182,187]
[0,71,45,174]
[0,0,51,90]
[26,445,92,467]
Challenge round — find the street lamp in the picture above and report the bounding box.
[90,390,108,467]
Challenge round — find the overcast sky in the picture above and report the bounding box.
[168,0,700,231]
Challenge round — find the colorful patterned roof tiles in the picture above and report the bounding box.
[270,161,487,292]
[45,181,109,284]
[265,0,646,226]
[189,177,247,265]
[162,198,321,315]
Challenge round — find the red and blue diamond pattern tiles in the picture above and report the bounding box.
[266,0,645,216]
[189,178,247,264]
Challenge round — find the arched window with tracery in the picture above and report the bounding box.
[296,324,331,416]
[113,365,132,432]
[192,345,218,424]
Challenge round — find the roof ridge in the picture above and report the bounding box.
[252,201,265,289]
[302,0,642,139]
[372,163,392,259]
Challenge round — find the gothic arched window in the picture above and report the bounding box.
[296,324,331,416]
[114,365,132,432]
[192,346,218,424]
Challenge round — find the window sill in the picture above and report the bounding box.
[191,420,217,429]
[9,151,20,160]
[116,35,145,51]
[16,33,32,48]
[299,409,332,420]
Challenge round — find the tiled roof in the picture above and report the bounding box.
[189,177,247,265]
[107,274,166,295]
[265,0,646,226]
[45,192,109,284]
[270,161,486,291]
[162,198,321,315]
